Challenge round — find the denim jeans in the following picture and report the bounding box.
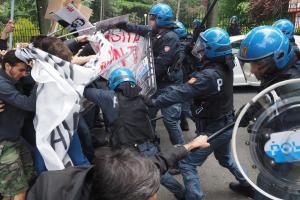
[150,86,185,145]
[137,142,185,199]
[78,115,94,162]
[181,114,247,200]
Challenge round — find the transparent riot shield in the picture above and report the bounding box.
[232,78,300,200]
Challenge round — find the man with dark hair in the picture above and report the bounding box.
[26,134,209,200]
[0,50,36,200]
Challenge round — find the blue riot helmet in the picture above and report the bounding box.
[174,21,188,39]
[273,19,295,40]
[192,27,232,60]
[193,19,202,29]
[238,26,294,71]
[108,68,137,90]
[230,16,238,25]
[149,3,175,27]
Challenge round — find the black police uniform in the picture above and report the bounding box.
[152,58,234,125]
[151,57,249,199]
[84,83,186,199]
[227,25,241,36]
[84,83,155,147]
[117,23,186,146]
[119,23,183,87]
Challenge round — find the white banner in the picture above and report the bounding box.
[15,29,155,170]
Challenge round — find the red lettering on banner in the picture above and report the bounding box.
[133,34,140,43]
[127,32,131,43]
[66,6,74,12]
[111,34,122,42]
[112,47,126,66]
[104,34,110,40]
[127,45,138,63]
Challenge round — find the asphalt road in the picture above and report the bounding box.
[157,86,258,200]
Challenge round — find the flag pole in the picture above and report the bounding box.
[9,0,15,49]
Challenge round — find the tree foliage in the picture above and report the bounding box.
[249,0,289,22]
[218,0,250,33]
[0,0,38,24]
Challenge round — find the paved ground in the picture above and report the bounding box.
[157,86,258,200]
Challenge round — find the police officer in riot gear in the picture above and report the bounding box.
[113,3,185,148]
[174,21,194,131]
[237,26,300,200]
[273,19,300,58]
[147,27,254,199]
[192,19,206,43]
[227,16,241,36]
[83,68,186,200]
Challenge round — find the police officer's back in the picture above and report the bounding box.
[84,68,155,147]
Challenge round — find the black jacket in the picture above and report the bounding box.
[26,146,188,200]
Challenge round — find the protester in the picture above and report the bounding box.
[0,50,36,200]
[26,134,210,200]
[0,20,14,50]
[29,36,91,173]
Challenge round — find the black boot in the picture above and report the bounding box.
[180,116,189,131]
[229,182,255,199]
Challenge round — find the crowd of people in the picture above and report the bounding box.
[0,2,299,200]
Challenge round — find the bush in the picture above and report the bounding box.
[13,18,40,45]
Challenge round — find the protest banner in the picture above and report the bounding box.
[15,27,155,170]
[88,29,156,97]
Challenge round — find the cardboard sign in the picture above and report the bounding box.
[49,3,94,36]
[45,0,92,20]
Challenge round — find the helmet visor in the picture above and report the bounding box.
[240,56,274,83]
[192,37,206,60]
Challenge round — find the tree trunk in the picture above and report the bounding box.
[206,0,219,28]
[176,0,181,21]
[36,0,51,34]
